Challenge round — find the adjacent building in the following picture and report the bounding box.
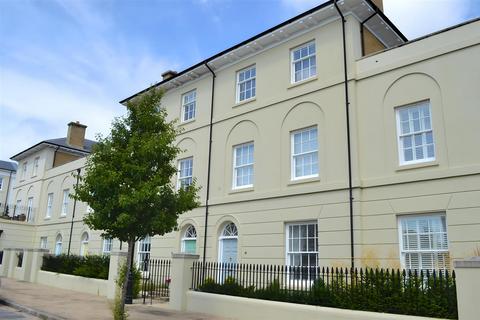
[0,160,17,213]
[0,122,110,255]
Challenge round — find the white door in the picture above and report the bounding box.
[221,238,238,264]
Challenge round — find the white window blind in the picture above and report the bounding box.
[286,222,318,280]
[399,215,449,272]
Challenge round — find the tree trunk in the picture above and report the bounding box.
[120,239,135,317]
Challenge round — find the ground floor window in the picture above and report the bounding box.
[138,236,151,271]
[102,238,113,255]
[399,214,449,272]
[181,225,197,254]
[286,222,318,280]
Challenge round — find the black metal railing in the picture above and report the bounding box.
[0,203,36,223]
[141,258,171,304]
[191,262,458,319]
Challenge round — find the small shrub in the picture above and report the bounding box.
[117,263,142,298]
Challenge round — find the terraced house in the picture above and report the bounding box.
[122,0,480,271]
[1,0,479,274]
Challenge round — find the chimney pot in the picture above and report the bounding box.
[67,121,87,149]
[161,70,178,81]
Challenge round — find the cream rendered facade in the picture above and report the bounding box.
[132,15,480,269]
[0,1,479,272]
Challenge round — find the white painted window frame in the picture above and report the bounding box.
[232,142,254,189]
[45,193,53,218]
[40,236,48,249]
[291,41,316,83]
[102,238,113,255]
[181,225,197,254]
[236,65,256,103]
[177,157,193,190]
[27,197,34,222]
[61,189,69,216]
[285,221,319,286]
[397,213,449,272]
[22,162,27,179]
[395,101,435,166]
[137,236,151,270]
[291,126,319,181]
[32,157,39,177]
[0,177,3,190]
[181,90,196,123]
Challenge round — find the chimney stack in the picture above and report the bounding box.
[161,70,178,81]
[67,121,87,149]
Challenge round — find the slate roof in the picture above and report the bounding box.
[0,160,18,172]
[10,137,97,161]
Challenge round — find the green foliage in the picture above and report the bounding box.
[73,88,200,243]
[41,254,109,280]
[112,287,128,320]
[117,263,142,298]
[198,270,458,319]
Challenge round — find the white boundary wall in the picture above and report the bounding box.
[186,291,444,320]
[37,270,109,296]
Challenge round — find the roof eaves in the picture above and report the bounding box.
[119,0,406,105]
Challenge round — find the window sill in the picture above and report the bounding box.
[396,160,438,172]
[288,176,320,186]
[44,217,51,221]
[288,76,318,89]
[234,97,256,108]
[229,186,254,194]
[59,215,67,219]
[179,119,196,127]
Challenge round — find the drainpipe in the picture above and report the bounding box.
[67,168,81,255]
[334,0,355,269]
[203,63,216,264]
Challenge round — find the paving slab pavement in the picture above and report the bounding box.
[0,277,229,320]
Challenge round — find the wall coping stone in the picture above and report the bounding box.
[454,256,480,268]
[172,253,200,259]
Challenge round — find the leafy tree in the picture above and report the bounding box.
[73,89,199,317]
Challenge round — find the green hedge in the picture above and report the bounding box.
[42,254,110,280]
[198,271,457,319]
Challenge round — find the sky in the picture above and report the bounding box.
[1,0,479,160]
